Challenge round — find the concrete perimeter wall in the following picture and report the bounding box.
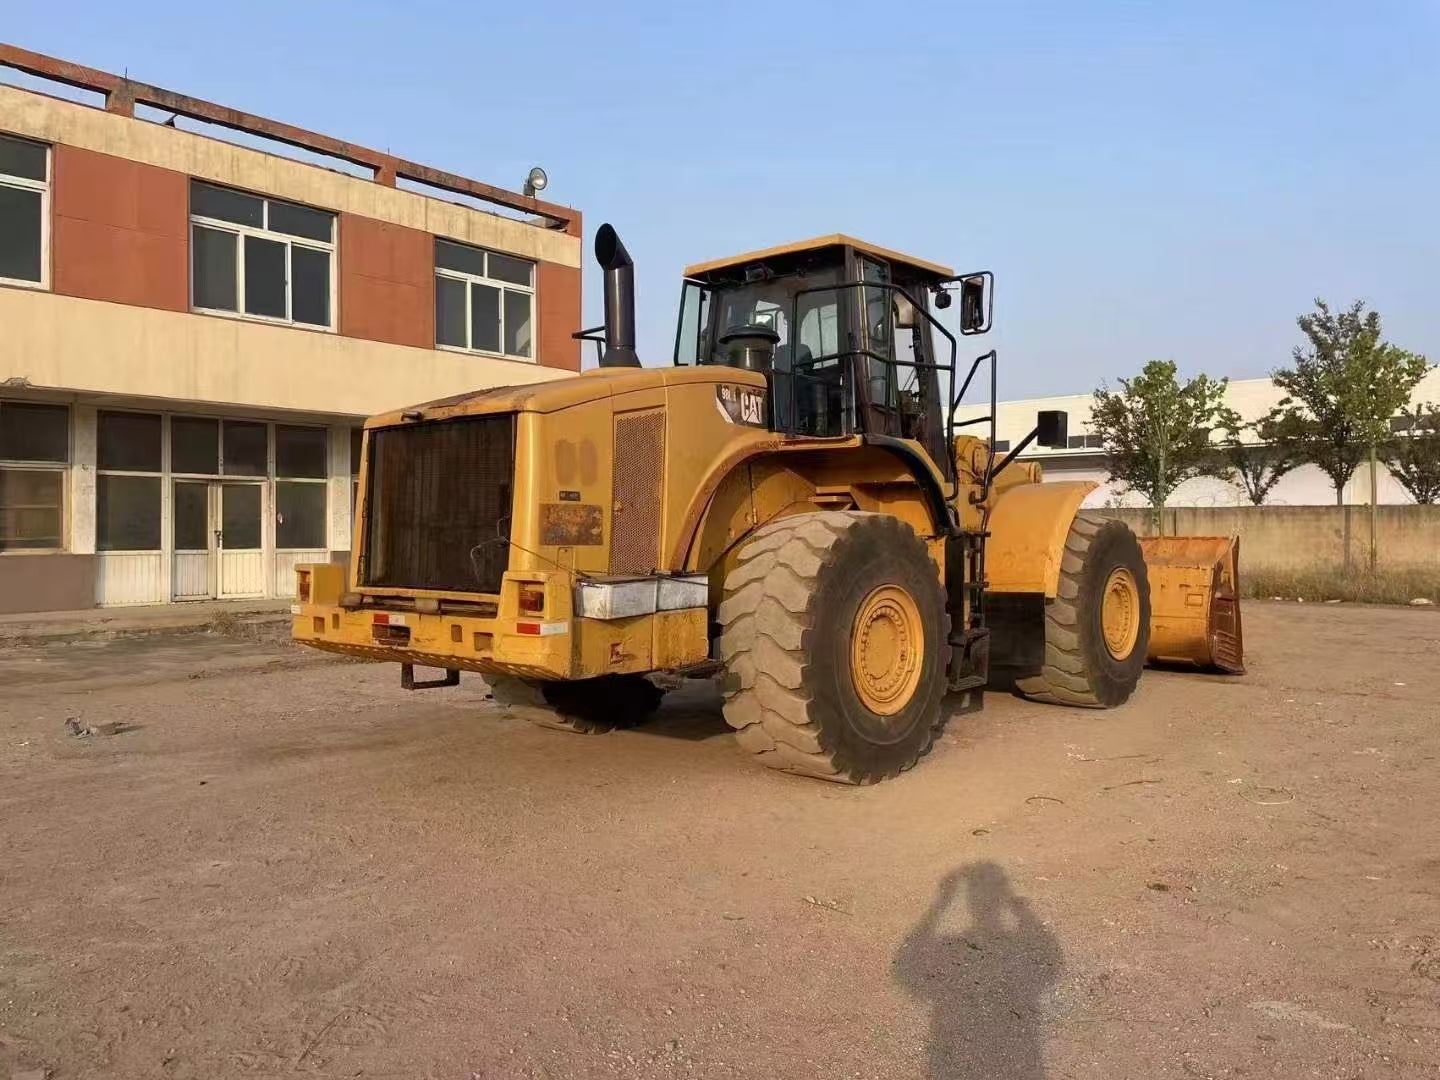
[1096,505,1440,572]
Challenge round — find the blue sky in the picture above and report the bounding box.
[5,0,1437,398]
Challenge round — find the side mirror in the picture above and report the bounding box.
[1036,409,1068,448]
[957,272,993,335]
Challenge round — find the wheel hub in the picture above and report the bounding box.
[849,585,924,716]
[1101,567,1141,660]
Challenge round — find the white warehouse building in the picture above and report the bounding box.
[956,368,1440,508]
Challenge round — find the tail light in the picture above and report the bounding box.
[296,570,311,603]
[518,585,545,614]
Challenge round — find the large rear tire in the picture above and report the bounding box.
[718,511,950,783]
[1014,514,1150,707]
[487,674,664,733]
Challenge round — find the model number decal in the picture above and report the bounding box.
[716,385,767,428]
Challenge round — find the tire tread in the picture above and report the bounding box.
[1014,514,1148,709]
[718,511,950,783]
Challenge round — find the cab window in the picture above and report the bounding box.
[860,257,896,410]
[673,281,711,365]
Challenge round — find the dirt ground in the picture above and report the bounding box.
[2,603,1439,1080]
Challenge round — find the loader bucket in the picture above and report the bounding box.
[1138,536,1245,674]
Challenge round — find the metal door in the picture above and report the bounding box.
[218,482,266,598]
[171,480,213,600]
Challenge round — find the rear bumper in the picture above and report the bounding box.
[290,564,709,681]
[294,604,572,680]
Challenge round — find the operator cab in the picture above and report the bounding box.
[673,235,990,471]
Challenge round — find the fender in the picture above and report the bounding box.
[984,481,1097,597]
[861,435,954,535]
[670,436,953,571]
[668,436,804,570]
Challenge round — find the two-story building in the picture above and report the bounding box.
[0,45,583,615]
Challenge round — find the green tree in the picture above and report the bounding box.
[1270,299,1430,505]
[1090,360,1231,531]
[1216,409,1300,506]
[1387,403,1440,505]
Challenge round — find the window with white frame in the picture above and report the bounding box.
[96,411,164,551]
[434,238,534,360]
[189,181,335,328]
[0,401,68,551]
[275,425,328,550]
[0,133,48,288]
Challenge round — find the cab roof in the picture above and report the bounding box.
[683,234,954,281]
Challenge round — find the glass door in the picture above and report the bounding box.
[859,256,898,417]
[172,480,214,600]
[218,482,266,598]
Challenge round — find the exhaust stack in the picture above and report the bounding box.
[595,223,640,368]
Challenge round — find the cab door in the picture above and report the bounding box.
[852,252,901,436]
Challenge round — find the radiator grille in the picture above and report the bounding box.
[361,414,515,594]
[610,410,665,575]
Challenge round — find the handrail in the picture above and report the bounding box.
[571,325,608,367]
[778,281,1003,505]
[954,351,998,505]
[783,278,958,432]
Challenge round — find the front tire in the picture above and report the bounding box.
[717,511,950,783]
[1014,514,1150,707]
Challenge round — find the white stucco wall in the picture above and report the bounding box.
[0,289,567,419]
[958,370,1440,507]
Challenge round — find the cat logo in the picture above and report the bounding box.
[716,384,767,428]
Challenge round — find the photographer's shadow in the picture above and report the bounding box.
[894,862,1063,1079]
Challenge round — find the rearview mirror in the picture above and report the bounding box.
[957,272,993,335]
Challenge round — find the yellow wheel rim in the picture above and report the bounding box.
[1101,567,1141,660]
[849,585,924,716]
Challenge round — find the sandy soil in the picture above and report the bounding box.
[2,603,1438,1080]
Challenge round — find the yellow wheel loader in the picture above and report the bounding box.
[293,225,1242,782]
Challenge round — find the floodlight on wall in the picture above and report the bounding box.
[523,166,548,197]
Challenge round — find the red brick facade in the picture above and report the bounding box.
[38,145,580,368]
[535,260,582,372]
[337,214,433,350]
[51,145,188,311]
